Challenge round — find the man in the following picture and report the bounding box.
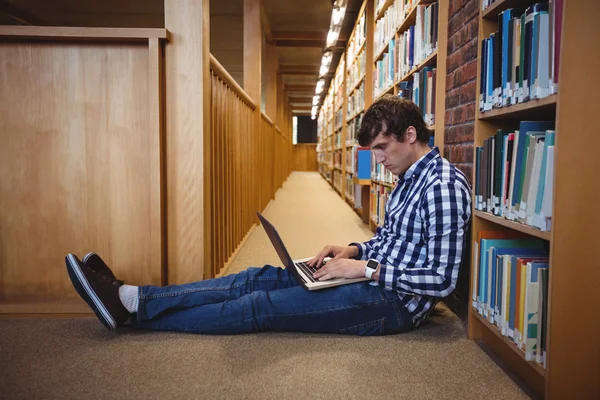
[66,95,471,335]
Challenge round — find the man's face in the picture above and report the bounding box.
[370,131,414,176]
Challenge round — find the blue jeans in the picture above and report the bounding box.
[132,265,415,335]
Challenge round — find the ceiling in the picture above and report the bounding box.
[0,0,361,116]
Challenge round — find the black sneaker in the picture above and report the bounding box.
[82,252,116,279]
[65,253,130,331]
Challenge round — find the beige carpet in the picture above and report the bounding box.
[0,172,530,400]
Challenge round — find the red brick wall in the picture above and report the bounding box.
[444,0,479,183]
[444,0,479,309]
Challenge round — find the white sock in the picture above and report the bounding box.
[118,285,139,313]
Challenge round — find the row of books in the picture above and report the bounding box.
[333,170,343,193]
[333,149,342,167]
[346,50,367,96]
[335,108,344,130]
[479,2,563,112]
[474,120,555,232]
[317,151,333,165]
[374,39,396,97]
[347,12,366,67]
[334,132,343,149]
[472,231,550,367]
[346,113,362,145]
[374,0,416,58]
[371,153,396,186]
[371,184,393,225]
[347,82,365,119]
[397,67,437,126]
[396,4,438,81]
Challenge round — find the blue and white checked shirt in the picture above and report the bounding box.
[351,147,472,327]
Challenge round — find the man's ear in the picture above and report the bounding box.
[405,126,417,144]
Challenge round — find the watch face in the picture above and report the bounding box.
[367,260,378,269]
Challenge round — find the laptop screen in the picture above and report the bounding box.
[256,212,296,270]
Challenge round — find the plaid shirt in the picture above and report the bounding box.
[352,147,472,327]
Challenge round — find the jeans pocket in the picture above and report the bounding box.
[338,318,385,336]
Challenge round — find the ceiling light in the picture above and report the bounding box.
[326,28,340,47]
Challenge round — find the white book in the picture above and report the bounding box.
[526,140,545,226]
[507,131,520,220]
[524,262,539,360]
[536,12,550,99]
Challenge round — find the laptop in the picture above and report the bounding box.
[257,212,370,291]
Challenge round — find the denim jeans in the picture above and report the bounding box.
[132,265,415,335]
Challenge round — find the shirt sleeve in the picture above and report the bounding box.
[377,181,471,297]
[349,225,384,261]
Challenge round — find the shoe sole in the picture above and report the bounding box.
[66,253,117,331]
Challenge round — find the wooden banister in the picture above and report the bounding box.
[210,54,256,109]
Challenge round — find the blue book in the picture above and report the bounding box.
[510,121,555,212]
[487,37,494,109]
[500,9,514,106]
[356,148,371,179]
[485,240,546,322]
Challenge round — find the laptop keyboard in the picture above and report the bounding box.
[295,261,320,282]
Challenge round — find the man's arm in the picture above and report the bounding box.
[376,181,471,297]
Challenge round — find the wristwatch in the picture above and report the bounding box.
[365,259,379,279]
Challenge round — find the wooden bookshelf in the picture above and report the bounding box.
[474,211,552,241]
[478,93,557,120]
[470,1,600,398]
[369,0,448,230]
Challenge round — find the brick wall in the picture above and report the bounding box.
[444,0,479,183]
[444,0,479,308]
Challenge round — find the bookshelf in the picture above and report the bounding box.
[369,0,449,231]
[319,0,374,223]
[470,0,600,398]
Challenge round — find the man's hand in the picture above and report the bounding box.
[307,245,358,269]
[312,258,367,281]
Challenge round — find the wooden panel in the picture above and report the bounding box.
[434,0,448,149]
[546,0,600,398]
[0,41,162,302]
[0,25,169,41]
[293,144,318,171]
[164,0,210,283]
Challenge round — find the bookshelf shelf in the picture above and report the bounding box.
[474,210,551,241]
[372,179,396,189]
[346,108,364,122]
[396,1,421,35]
[478,94,557,120]
[348,73,366,95]
[373,84,395,102]
[481,0,536,19]
[396,50,438,85]
[354,177,371,186]
[472,310,546,378]
[375,0,395,21]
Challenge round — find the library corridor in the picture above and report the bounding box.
[0,172,531,399]
[1,0,599,399]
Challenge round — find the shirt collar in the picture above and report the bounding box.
[399,147,440,181]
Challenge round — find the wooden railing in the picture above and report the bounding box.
[209,55,291,277]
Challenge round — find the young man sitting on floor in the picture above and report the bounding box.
[65,95,472,335]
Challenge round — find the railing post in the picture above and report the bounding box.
[164,0,211,283]
[244,0,262,219]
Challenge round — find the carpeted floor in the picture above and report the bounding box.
[0,172,530,400]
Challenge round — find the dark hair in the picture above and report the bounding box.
[357,95,431,147]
